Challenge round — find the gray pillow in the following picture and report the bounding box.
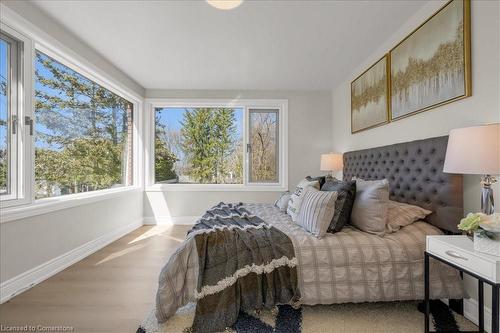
[296,188,337,238]
[321,179,356,233]
[351,178,389,236]
[287,179,320,221]
[274,191,291,212]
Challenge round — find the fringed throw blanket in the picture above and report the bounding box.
[155,202,299,333]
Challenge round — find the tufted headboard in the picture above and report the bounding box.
[343,136,463,233]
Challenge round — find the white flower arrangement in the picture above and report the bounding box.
[458,213,500,240]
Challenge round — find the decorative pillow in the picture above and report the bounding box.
[296,188,338,238]
[274,191,291,212]
[306,175,327,189]
[350,178,389,236]
[287,179,320,221]
[321,179,356,233]
[386,200,432,233]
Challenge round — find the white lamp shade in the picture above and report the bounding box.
[320,153,343,172]
[443,123,500,175]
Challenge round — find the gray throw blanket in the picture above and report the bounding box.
[188,202,299,333]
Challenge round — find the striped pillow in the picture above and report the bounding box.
[296,188,338,238]
[287,179,320,221]
[386,200,432,233]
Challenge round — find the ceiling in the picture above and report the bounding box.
[30,0,428,91]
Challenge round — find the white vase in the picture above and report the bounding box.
[474,231,500,256]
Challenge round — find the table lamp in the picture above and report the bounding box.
[320,153,343,178]
[443,123,500,214]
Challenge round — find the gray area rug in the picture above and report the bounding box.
[138,300,477,333]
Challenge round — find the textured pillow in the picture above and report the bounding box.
[306,175,327,189]
[274,191,291,212]
[351,178,389,236]
[386,200,432,233]
[287,179,320,221]
[321,179,356,233]
[296,188,338,238]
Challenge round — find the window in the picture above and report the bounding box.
[155,107,243,184]
[248,109,279,183]
[34,51,134,199]
[0,31,21,200]
[152,101,286,189]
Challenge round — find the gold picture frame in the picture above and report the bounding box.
[389,0,471,121]
[350,0,471,132]
[350,55,390,133]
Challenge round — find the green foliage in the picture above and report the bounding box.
[35,138,122,198]
[155,115,178,182]
[155,138,178,182]
[181,108,239,183]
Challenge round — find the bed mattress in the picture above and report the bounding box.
[245,203,465,305]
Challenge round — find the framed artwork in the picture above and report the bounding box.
[351,55,389,133]
[390,0,471,120]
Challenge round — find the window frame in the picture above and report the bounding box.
[29,45,144,203]
[0,23,34,209]
[247,107,280,185]
[146,99,288,192]
[0,8,144,218]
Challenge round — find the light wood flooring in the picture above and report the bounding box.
[0,225,191,333]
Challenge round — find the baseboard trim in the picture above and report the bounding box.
[464,297,500,332]
[0,219,142,304]
[143,216,198,225]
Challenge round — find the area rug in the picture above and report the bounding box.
[137,300,477,333]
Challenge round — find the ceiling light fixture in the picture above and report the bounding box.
[206,0,243,10]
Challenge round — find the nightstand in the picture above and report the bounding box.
[426,235,500,333]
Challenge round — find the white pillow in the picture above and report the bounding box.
[386,200,432,233]
[296,188,337,238]
[351,178,389,236]
[287,179,320,221]
[274,191,291,212]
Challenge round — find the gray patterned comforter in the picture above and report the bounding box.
[155,203,465,329]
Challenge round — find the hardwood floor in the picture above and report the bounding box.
[0,225,191,333]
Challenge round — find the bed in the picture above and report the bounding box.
[154,136,465,332]
[246,203,463,305]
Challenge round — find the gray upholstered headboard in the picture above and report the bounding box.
[343,136,463,233]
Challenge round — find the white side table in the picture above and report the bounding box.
[426,235,500,333]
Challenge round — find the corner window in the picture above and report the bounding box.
[34,51,134,199]
[151,100,287,189]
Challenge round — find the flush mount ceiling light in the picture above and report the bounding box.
[206,0,243,10]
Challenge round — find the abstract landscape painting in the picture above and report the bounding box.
[351,56,389,133]
[390,0,470,120]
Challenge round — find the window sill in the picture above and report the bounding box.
[146,184,287,192]
[0,187,142,224]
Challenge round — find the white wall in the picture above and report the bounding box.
[144,89,333,220]
[331,0,500,328]
[0,1,146,301]
[0,191,143,283]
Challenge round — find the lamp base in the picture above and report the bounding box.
[481,175,496,215]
